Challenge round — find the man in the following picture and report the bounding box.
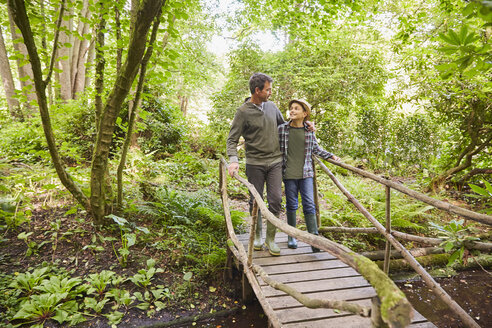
[226,73,284,256]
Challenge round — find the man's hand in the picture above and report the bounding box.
[331,155,341,161]
[305,120,316,132]
[228,162,239,177]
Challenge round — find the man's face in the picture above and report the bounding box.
[256,81,272,102]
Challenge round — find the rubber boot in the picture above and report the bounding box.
[305,213,320,253]
[264,221,280,256]
[286,211,298,249]
[253,211,263,251]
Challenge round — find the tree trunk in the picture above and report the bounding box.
[179,95,189,116]
[115,6,122,74]
[7,0,89,210]
[71,0,90,98]
[7,4,36,111]
[94,7,106,132]
[84,39,95,91]
[90,0,165,225]
[117,14,161,207]
[57,5,72,101]
[431,134,492,189]
[0,25,20,118]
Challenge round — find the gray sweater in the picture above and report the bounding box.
[227,101,285,165]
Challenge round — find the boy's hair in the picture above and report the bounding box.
[249,73,273,94]
[289,99,311,122]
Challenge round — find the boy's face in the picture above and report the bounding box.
[289,102,307,121]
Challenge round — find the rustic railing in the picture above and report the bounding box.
[314,157,492,328]
[219,158,413,328]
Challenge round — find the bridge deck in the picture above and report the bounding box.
[237,231,436,327]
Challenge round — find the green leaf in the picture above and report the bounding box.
[105,311,124,325]
[458,25,468,43]
[136,302,150,310]
[437,46,458,55]
[17,231,33,240]
[147,258,156,268]
[107,214,128,226]
[52,309,70,324]
[469,184,491,197]
[439,32,459,46]
[183,271,193,281]
[448,29,461,45]
[154,301,166,310]
[444,241,454,252]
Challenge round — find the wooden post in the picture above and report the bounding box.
[248,201,258,267]
[383,186,391,274]
[223,247,234,282]
[312,161,321,228]
[242,272,254,303]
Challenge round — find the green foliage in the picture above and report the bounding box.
[467,181,492,214]
[138,100,186,157]
[107,214,149,268]
[136,186,240,278]
[1,259,173,327]
[0,118,48,163]
[50,98,96,163]
[317,172,428,232]
[129,259,164,289]
[429,219,480,266]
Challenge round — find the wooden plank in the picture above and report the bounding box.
[261,258,349,274]
[276,299,372,323]
[282,311,436,328]
[258,267,360,285]
[251,247,321,259]
[267,286,377,309]
[277,299,430,325]
[252,252,336,265]
[408,322,438,327]
[262,276,371,297]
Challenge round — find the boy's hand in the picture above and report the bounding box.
[331,155,341,161]
[305,121,316,132]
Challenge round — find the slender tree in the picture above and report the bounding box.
[7,0,90,209]
[0,25,20,117]
[90,0,166,224]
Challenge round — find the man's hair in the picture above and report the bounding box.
[249,73,273,94]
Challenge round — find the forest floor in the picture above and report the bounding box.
[0,201,261,328]
[1,182,491,327]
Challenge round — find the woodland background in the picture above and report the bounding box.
[0,0,491,327]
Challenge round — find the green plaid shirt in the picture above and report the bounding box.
[278,122,333,178]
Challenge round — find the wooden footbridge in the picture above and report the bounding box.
[219,158,492,328]
[236,232,434,327]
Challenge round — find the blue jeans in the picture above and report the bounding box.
[284,178,316,215]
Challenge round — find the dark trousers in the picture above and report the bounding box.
[245,161,282,217]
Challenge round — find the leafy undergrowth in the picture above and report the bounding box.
[0,195,247,328]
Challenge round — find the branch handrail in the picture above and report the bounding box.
[322,158,492,226]
[317,227,492,251]
[219,158,413,327]
[314,157,481,328]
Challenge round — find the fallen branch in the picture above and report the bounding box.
[360,247,445,261]
[253,263,371,317]
[319,227,492,251]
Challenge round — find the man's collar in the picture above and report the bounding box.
[250,101,264,111]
